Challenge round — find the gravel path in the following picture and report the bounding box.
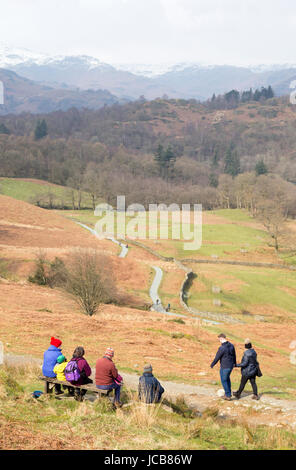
[149,266,167,313]
[76,222,128,258]
[78,223,174,314]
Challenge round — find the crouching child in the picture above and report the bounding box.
[138,364,164,404]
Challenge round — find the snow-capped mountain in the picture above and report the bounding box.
[1,43,296,109]
[0,43,113,72]
[0,43,47,67]
[112,61,220,77]
[112,62,180,77]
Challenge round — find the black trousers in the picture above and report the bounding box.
[55,384,74,394]
[237,375,258,396]
[74,378,93,397]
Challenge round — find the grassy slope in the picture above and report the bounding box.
[1,191,296,447]
[0,177,92,209]
[59,207,296,321]
[1,364,296,450]
[188,264,296,320]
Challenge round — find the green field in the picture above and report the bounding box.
[57,207,269,259]
[187,264,296,322]
[0,178,93,209]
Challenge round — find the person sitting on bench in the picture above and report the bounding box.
[67,346,92,400]
[53,354,74,396]
[95,347,122,407]
[42,337,64,395]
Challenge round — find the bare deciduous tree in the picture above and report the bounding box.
[256,201,287,252]
[63,250,116,316]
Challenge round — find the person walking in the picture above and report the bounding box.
[95,347,122,407]
[210,333,237,401]
[233,339,261,400]
[138,364,165,404]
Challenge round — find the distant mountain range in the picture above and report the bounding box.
[0,68,121,115]
[1,43,296,114]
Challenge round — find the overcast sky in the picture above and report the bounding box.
[1,0,296,65]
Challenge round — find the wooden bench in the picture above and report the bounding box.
[39,376,112,402]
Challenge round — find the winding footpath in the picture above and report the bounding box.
[76,222,128,258]
[77,223,250,324]
[149,266,167,314]
[77,222,170,313]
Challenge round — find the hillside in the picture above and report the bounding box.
[1,96,296,192]
[0,177,96,209]
[1,193,296,449]
[0,69,120,114]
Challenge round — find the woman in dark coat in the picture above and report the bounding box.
[233,339,260,400]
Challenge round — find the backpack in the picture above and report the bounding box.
[65,359,81,382]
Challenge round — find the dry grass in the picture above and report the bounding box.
[1,363,296,450]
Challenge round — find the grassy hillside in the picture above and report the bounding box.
[2,364,296,450]
[0,178,93,209]
[1,194,296,448]
[188,264,296,322]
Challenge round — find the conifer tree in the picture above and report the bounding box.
[224,146,240,177]
[34,119,48,140]
[255,159,268,176]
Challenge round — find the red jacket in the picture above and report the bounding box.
[95,357,118,386]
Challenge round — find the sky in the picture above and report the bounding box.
[1,0,296,66]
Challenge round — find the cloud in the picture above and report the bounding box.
[0,0,296,65]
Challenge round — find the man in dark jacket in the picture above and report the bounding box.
[210,333,236,400]
[138,364,164,404]
[233,339,260,400]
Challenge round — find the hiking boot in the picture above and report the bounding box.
[222,396,232,401]
[233,391,241,399]
[252,394,259,400]
[114,401,123,408]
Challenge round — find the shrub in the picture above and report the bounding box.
[0,370,24,398]
[28,253,48,285]
[28,253,66,287]
[62,249,117,316]
[168,318,185,325]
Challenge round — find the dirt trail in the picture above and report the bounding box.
[4,353,296,429]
